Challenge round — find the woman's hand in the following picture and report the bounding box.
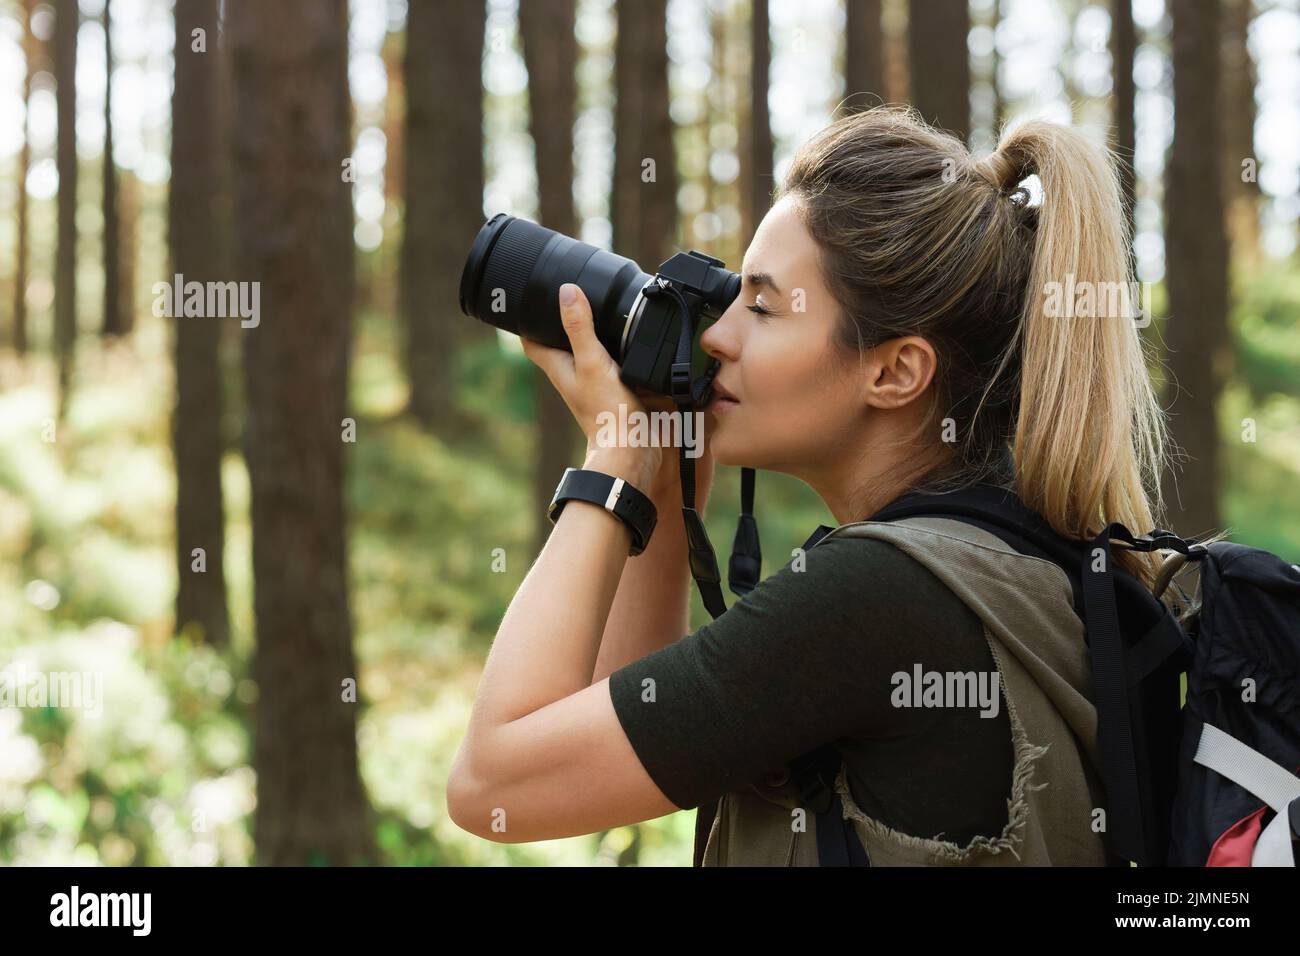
[522,283,660,490]
[636,390,717,504]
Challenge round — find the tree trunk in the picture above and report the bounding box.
[400,0,486,431]
[843,0,884,115]
[991,0,1004,131]
[612,0,678,269]
[101,0,124,337]
[1059,0,1081,124]
[519,0,586,555]
[1111,0,1137,252]
[905,0,969,144]
[707,2,727,236]
[171,0,230,649]
[209,9,241,372]
[740,0,773,245]
[383,31,404,209]
[884,0,909,105]
[54,0,77,415]
[227,0,375,867]
[378,30,403,320]
[1163,0,1228,539]
[1221,0,1261,267]
[12,0,36,354]
[119,168,138,336]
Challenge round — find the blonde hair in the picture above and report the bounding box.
[778,105,1169,586]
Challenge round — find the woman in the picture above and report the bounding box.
[447,106,1169,866]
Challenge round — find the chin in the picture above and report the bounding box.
[710,437,754,470]
[705,419,769,470]
[704,428,731,464]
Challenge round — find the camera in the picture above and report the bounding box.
[458,213,741,407]
[458,212,760,618]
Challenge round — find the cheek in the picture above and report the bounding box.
[745,330,843,410]
[766,390,854,453]
[734,338,854,444]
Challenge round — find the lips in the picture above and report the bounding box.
[711,381,740,404]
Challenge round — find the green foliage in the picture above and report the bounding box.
[1233,264,1300,403]
[0,626,253,865]
[455,336,540,426]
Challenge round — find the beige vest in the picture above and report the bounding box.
[700,516,1110,866]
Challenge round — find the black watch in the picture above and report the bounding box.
[547,467,658,556]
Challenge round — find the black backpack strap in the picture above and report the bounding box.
[1081,523,1206,865]
[816,790,871,866]
[692,796,718,867]
[1082,523,1148,864]
[790,745,870,866]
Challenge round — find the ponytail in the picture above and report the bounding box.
[993,122,1169,586]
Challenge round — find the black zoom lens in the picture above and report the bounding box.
[459,213,741,401]
[459,213,652,362]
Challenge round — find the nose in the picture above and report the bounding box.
[700,297,744,363]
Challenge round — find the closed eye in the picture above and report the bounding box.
[747,302,774,319]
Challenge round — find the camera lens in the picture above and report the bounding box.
[459,214,653,362]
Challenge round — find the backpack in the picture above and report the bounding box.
[786,483,1300,867]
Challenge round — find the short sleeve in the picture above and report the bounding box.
[607,534,990,811]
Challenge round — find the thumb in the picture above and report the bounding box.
[558,283,603,372]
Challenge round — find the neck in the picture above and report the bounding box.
[801,430,953,527]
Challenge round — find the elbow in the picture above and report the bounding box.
[446,762,484,839]
[447,751,504,843]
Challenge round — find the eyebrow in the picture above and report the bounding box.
[743,270,783,296]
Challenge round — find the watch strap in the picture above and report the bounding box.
[548,467,657,556]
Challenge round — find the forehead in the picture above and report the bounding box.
[742,195,819,290]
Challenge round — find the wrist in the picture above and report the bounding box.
[650,450,715,504]
[582,448,657,492]
[550,464,658,556]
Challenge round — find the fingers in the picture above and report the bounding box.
[519,333,546,369]
[558,283,604,375]
[520,327,563,367]
[521,338,586,436]
[522,283,612,406]
[630,384,678,415]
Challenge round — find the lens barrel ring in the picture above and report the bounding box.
[477,219,551,328]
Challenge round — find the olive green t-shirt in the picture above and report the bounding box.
[608,531,1016,850]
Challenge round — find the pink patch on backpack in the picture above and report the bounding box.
[1206,805,1269,866]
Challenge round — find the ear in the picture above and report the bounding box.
[864,335,937,409]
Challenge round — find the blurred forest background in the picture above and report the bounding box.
[0,0,1297,866]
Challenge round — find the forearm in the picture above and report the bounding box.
[464,452,644,738]
[591,457,715,684]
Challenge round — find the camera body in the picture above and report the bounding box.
[459,213,741,404]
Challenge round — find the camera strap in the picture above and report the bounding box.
[649,277,762,621]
